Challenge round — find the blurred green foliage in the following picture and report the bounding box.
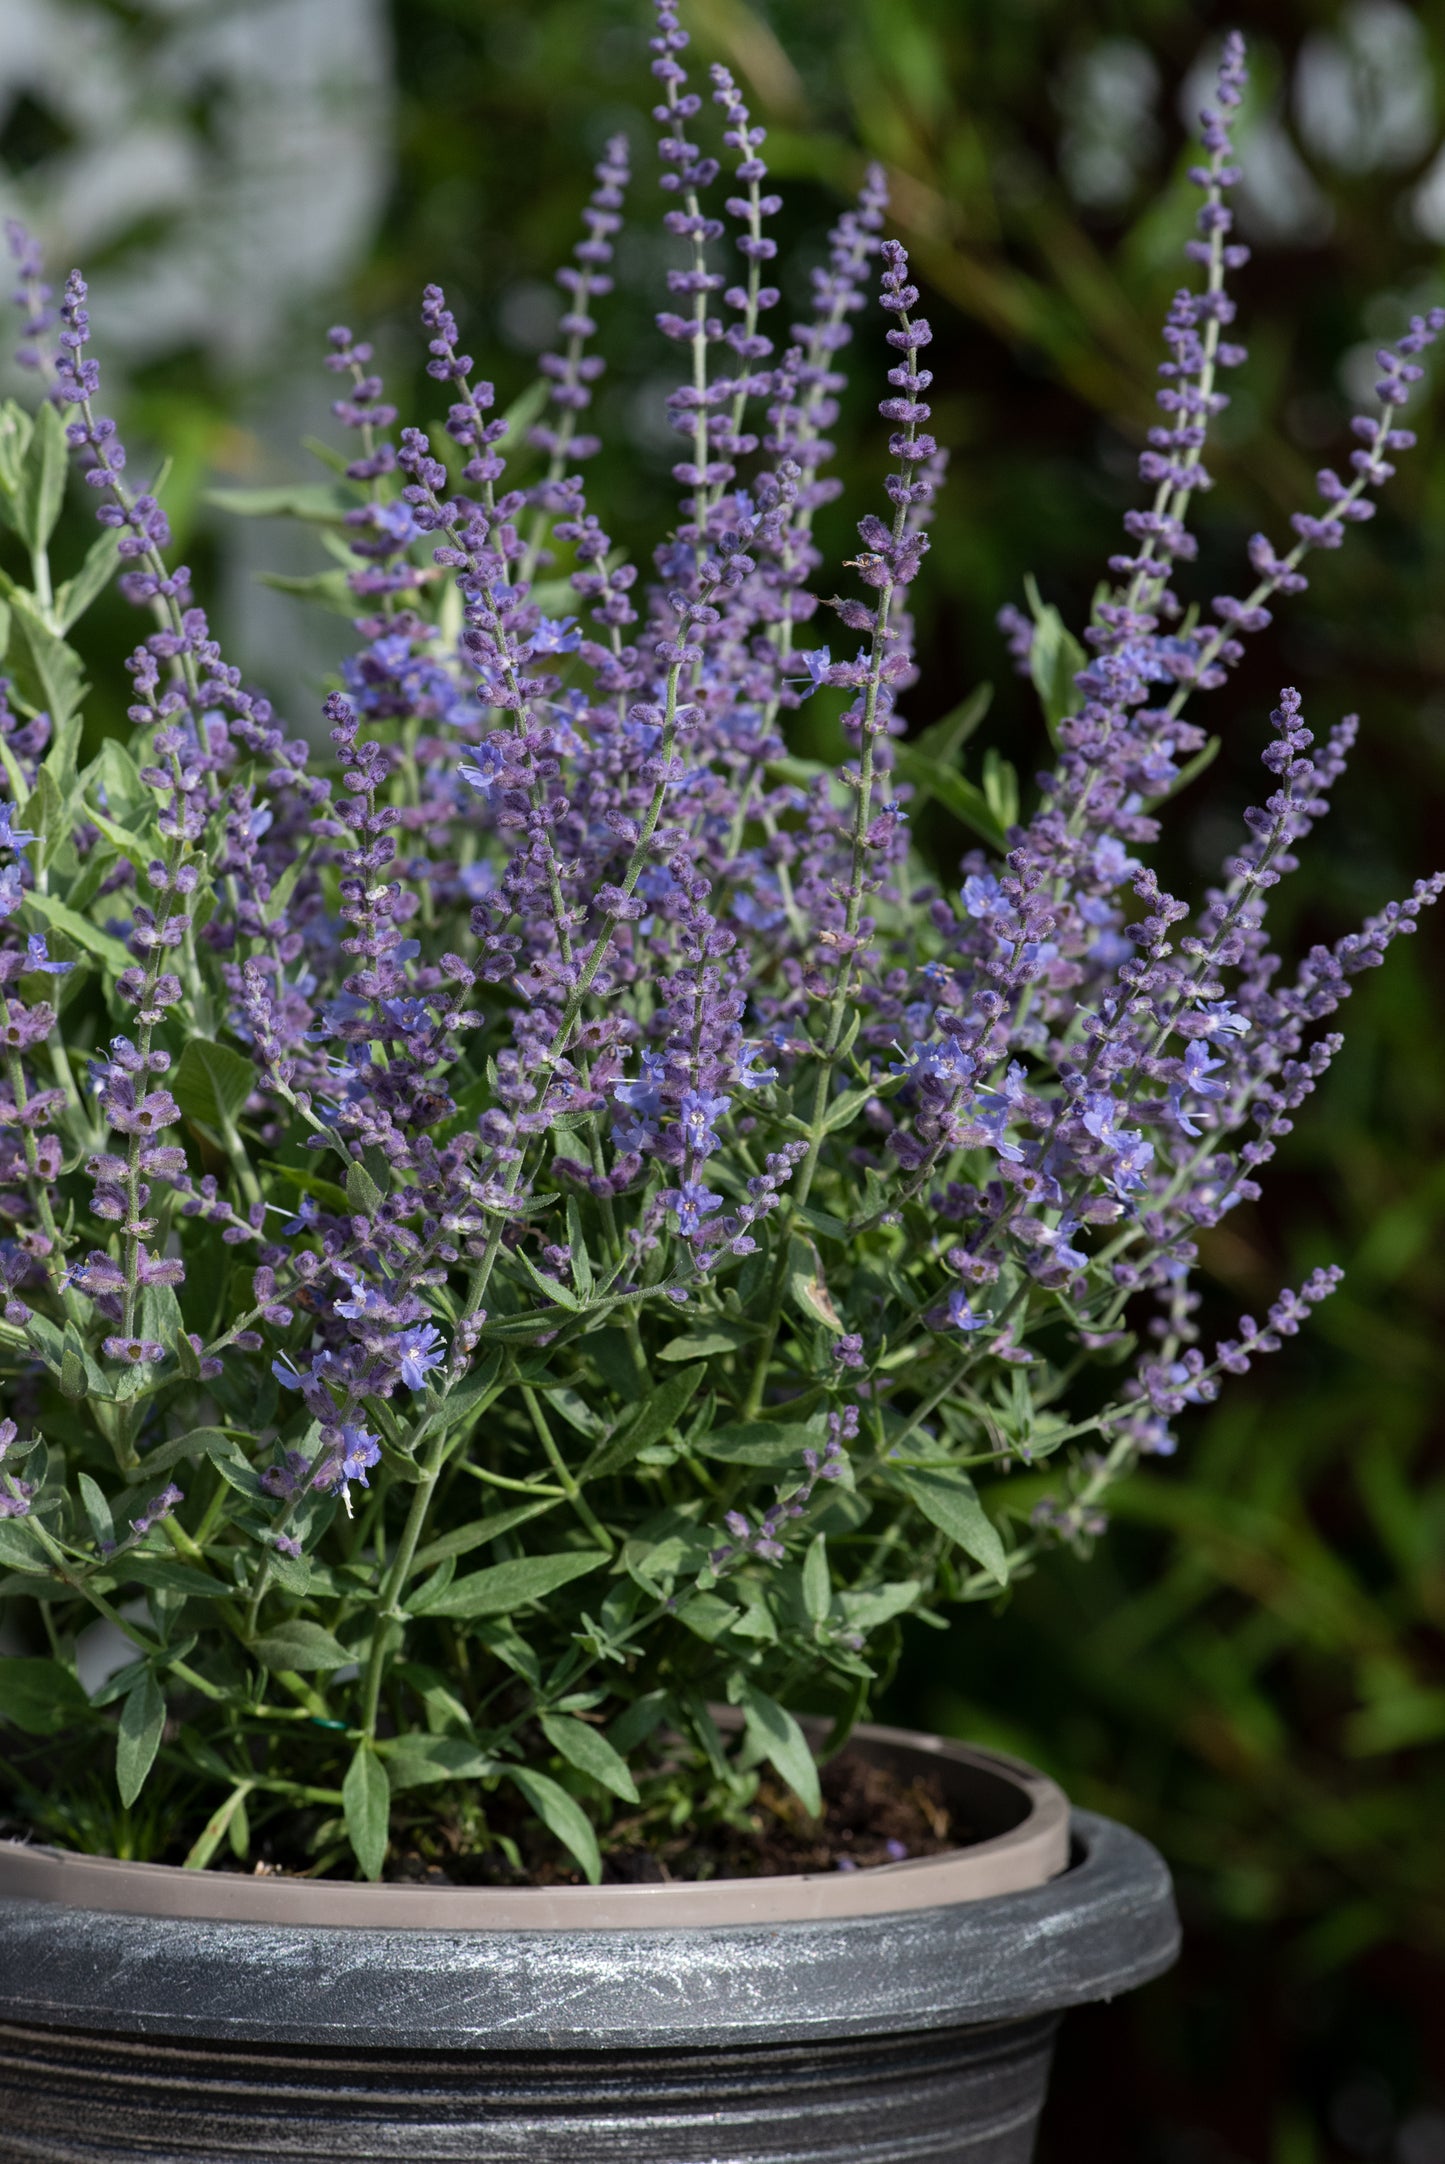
[5,0,1445,2154]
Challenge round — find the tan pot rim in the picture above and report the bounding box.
[0,1723,1069,1930]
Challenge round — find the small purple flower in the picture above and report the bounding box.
[23,933,73,975]
[947,1289,992,1333]
[103,1336,166,1365]
[336,1424,381,1497]
[663,1181,723,1238]
[381,996,432,1033]
[961,872,1007,920]
[333,1266,390,1321]
[0,1478,34,1519]
[278,1194,320,1237]
[460,742,506,795]
[130,1483,183,1537]
[262,1451,312,1499]
[0,804,36,854]
[1169,1041,1229,1137]
[1191,999,1251,1040]
[678,1088,728,1157]
[530,614,582,654]
[787,646,832,696]
[736,1042,778,1090]
[394,1322,446,1390]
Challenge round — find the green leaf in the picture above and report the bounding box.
[1147,732,1222,806]
[80,799,155,878]
[840,1579,923,1631]
[412,1500,558,1575]
[55,525,123,631]
[342,1742,390,1880]
[0,1522,46,1574]
[128,1428,249,1478]
[497,376,551,444]
[506,1764,602,1884]
[183,1782,256,1871]
[259,1160,349,1214]
[539,1711,640,1802]
[5,590,85,733]
[737,1681,822,1817]
[116,1670,166,1808]
[981,746,1019,833]
[564,1195,594,1300]
[380,1734,495,1792]
[656,1326,749,1359]
[110,1555,229,1601]
[793,1203,853,1243]
[27,763,66,873]
[15,399,68,554]
[206,1452,267,1502]
[890,741,1007,852]
[0,1657,89,1735]
[906,683,993,766]
[171,1038,257,1130]
[802,1533,830,1624]
[258,567,358,617]
[21,888,130,975]
[818,1084,881,1137]
[697,1418,819,1467]
[0,402,32,519]
[76,1473,112,1550]
[206,482,356,525]
[787,1235,843,1332]
[251,1620,353,1671]
[1023,574,1087,744]
[422,1548,608,1620]
[512,1243,583,1312]
[675,1592,737,1642]
[892,1464,1009,1585]
[58,1328,86,1401]
[345,1160,384,1216]
[0,722,28,807]
[141,1281,184,1359]
[582,1363,706,1480]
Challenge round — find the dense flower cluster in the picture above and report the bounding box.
[0,15,1437,1885]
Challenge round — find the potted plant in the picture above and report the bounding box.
[0,9,1437,2157]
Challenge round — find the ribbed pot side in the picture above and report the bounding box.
[0,1735,1180,2164]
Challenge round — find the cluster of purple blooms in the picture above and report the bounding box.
[0,11,1439,1874]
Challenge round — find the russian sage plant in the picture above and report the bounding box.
[0,16,1438,1883]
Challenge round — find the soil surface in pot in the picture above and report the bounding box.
[397,1754,961,1887]
[3,1751,963,1888]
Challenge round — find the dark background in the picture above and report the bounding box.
[5,1,1445,2155]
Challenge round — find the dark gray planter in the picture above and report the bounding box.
[0,1729,1178,2162]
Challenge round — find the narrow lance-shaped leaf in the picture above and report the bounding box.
[892,1465,1009,1587]
[506,1765,602,1885]
[342,1742,390,1881]
[116,1670,166,1808]
[737,1680,822,1817]
[420,1549,608,1620]
[539,1711,640,1803]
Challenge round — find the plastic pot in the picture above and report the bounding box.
[0,1724,1178,2161]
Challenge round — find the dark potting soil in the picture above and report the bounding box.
[2,1751,962,1886]
[384,1753,959,1888]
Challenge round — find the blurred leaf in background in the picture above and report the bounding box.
[5,0,1445,2156]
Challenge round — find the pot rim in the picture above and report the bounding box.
[0,1724,1068,1931]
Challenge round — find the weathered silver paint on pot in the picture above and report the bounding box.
[0,1730,1179,2162]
